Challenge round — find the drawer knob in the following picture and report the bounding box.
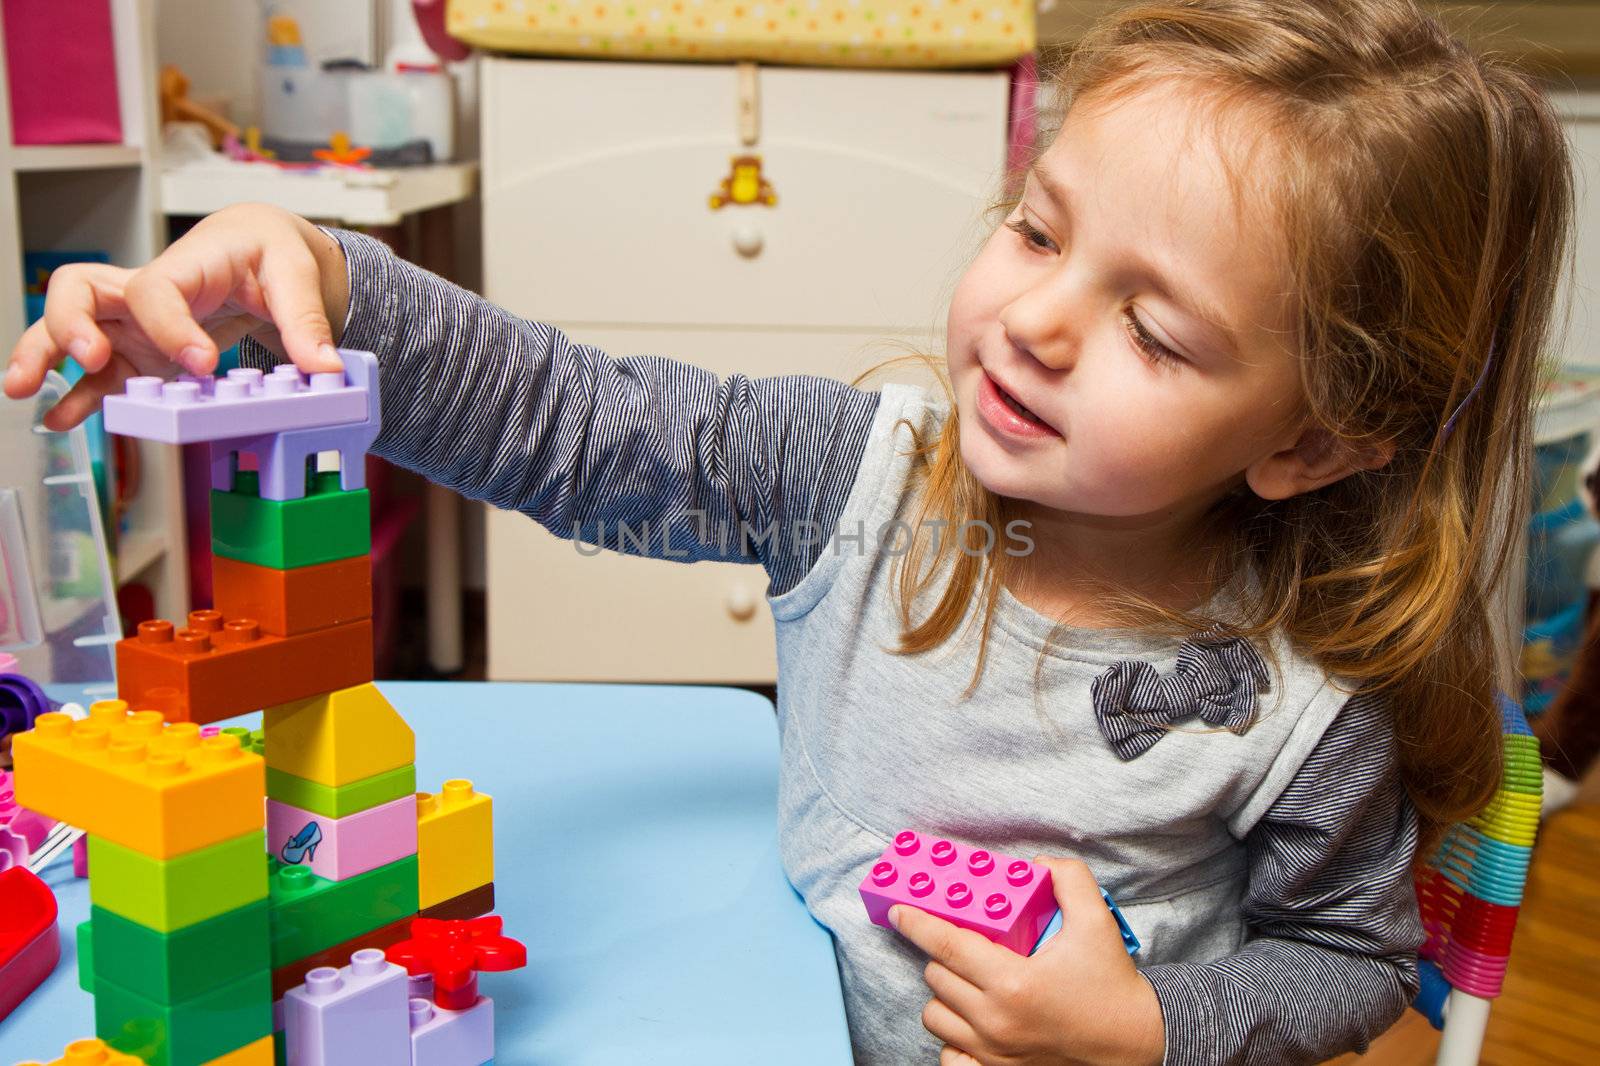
[731,226,764,258]
[726,585,758,621]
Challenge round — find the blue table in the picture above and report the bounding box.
[0,682,852,1064]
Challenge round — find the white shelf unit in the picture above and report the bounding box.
[162,160,478,227]
[0,0,189,624]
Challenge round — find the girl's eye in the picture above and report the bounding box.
[1005,215,1056,252]
[1123,310,1184,370]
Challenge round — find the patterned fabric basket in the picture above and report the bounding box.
[445,0,1034,68]
[1413,692,1542,1027]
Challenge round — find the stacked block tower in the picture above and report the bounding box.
[12,352,498,1066]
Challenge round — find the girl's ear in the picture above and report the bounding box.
[1245,425,1395,500]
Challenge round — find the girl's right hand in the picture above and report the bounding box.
[2,202,351,431]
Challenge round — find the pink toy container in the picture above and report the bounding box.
[3,0,123,146]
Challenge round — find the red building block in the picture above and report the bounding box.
[212,555,372,637]
[385,916,526,1011]
[116,611,373,725]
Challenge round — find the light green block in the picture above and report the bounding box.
[265,764,415,819]
[89,831,267,933]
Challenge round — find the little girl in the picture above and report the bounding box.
[4,1,1573,1062]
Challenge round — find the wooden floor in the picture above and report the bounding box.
[1329,795,1600,1065]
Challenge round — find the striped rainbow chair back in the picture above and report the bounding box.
[1412,692,1542,1064]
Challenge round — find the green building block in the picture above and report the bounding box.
[89,900,270,1004]
[266,763,415,819]
[220,726,264,756]
[89,831,267,933]
[77,919,94,993]
[267,853,418,968]
[211,470,370,570]
[96,968,272,1066]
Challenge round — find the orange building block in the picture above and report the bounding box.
[212,554,371,637]
[12,703,265,859]
[116,611,373,725]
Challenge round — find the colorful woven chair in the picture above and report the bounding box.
[1412,692,1543,1064]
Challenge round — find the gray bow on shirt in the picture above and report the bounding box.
[1090,628,1271,760]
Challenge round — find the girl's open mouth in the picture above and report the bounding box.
[977,371,1060,439]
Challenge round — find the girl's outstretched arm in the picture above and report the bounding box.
[1140,690,1423,1065]
[241,228,882,595]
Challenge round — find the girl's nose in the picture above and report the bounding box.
[999,288,1079,372]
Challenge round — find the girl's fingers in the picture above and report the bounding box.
[4,319,64,399]
[39,261,127,375]
[43,359,140,432]
[921,997,982,1059]
[258,243,342,374]
[121,265,221,375]
[892,905,1008,990]
[923,959,986,1020]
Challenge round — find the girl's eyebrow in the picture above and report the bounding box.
[1028,164,1242,358]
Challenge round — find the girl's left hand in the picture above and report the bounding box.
[891,857,1165,1066]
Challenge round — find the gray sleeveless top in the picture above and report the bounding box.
[769,384,1354,1063]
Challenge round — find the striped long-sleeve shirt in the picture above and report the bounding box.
[244,228,1422,1065]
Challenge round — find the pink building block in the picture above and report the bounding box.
[0,825,25,871]
[103,365,368,446]
[859,830,1057,956]
[0,773,55,870]
[409,995,495,1066]
[267,793,418,882]
[283,947,411,1066]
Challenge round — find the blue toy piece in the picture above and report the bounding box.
[1028,888,1141,957]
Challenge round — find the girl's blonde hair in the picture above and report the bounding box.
[876,0,1574,851]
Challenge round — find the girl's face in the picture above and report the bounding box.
[946,78,1306,521]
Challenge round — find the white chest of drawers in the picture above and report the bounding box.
[480,56,1011,681]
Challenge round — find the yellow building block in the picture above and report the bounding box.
[15,1036,143,1065]
[416,779,493,910]
[12,703,265,860]
[202,1036,275,1065]
[263,682,415,787]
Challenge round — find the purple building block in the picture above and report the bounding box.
[409,995,494,1066]
[859,830,1058,956]
[210,349,382,501]
[283,947,411,1066]
[103,364,367,444]
[0,673,50,742]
